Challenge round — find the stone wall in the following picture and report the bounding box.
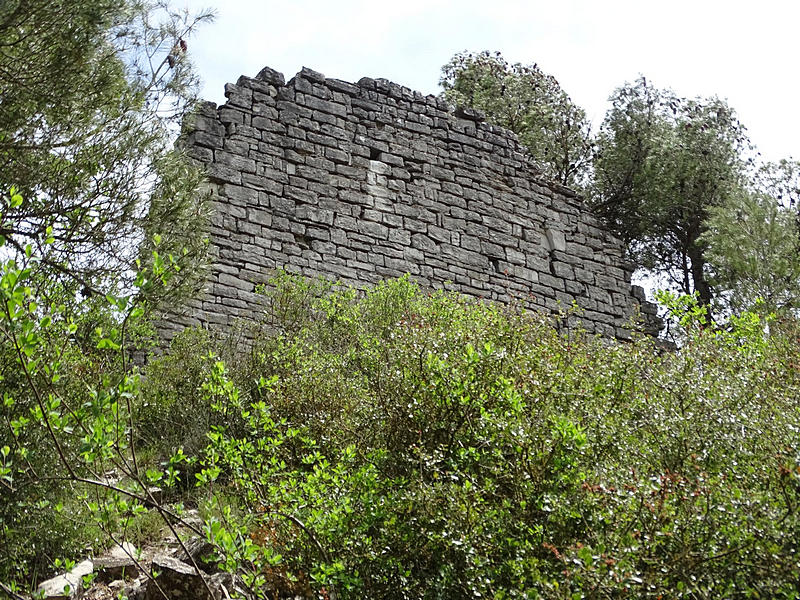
[158,65,660,343]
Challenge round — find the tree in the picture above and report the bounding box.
[0,0,213,304]
[0,0,213,588]
[701,161,800,316]
[590,78,749,317]
[0,188,211,591]
[440,51,593,188]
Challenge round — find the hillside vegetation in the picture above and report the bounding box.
[3,266,800,598]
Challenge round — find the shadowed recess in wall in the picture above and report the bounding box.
[158,65,661,342]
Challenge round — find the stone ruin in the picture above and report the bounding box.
[157,65,661,343]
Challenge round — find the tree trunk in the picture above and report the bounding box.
[688,242,713,323]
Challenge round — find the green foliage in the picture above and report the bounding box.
[0,0,213,589]
[701,161,800,317]
[3,251,800,597]
[0,188,202,590]
[137,328,218,460]
[167,274,800,599]
[591,78,749,314]
[0,0,212,304]
[440,51,593,188]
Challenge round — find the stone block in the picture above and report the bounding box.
[427,225,451,244]
[158,64,661,342]
[551,261,574,279]
[357,220,389,240]
[36,559,93,600]
[545,228,567,252]
[94,555,140,583]
[256,65,285,86]
[297,206,334,225]
[219,272,254,292]
[145,556,211,600]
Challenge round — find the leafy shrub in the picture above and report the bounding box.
[137,328,218,458]
[0,248,127,585]
[0,189,203,591]
[4,260,799,598]
[190,275,800,598]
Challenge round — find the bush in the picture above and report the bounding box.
[0,189,202,591]
[0,250,128,585]
[4,264,799,598]
[189,275,800,599]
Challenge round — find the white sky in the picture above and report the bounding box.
[185,0,799,163]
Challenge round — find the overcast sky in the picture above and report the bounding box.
[185,0,798,164]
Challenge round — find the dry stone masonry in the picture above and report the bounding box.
[160,65,661,342]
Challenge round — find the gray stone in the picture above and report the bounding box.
[36,559,93,600]
[545,229,567,252]
[255,65,285,86]
[94,554,140,582]
[176,537,219,574]
[299,66,326,83]
[145,556,210,600]
[155,65,662,346]
[454,106,486,121]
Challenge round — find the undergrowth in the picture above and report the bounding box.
[3,270,800,598]
[147,274,800,598]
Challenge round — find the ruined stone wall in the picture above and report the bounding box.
[158,65,660,342]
